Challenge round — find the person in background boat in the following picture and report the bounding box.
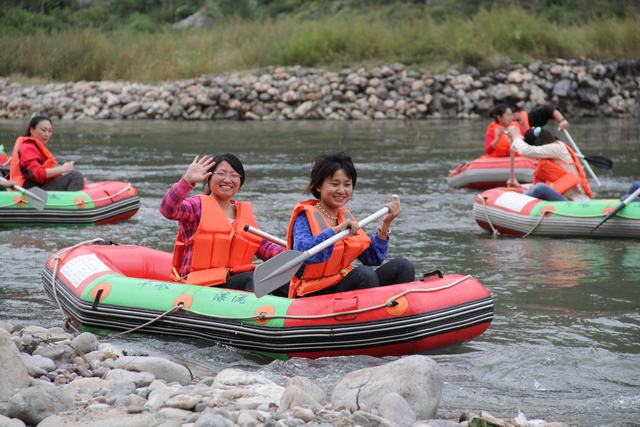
[507,126,591,201]
[160,154,284,292]
[9,116,84,191]
[622,181,640,201]
[484,104,520,157]
[511,104,570,135]
[286,152,415,298]
[0,145,11,188]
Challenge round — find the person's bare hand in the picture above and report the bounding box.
[558,119,570,130]
[184,155,215,185]
[333,219,359,235]
[506,126,521,140]
[61,161,75,174]
[382,198,400,225]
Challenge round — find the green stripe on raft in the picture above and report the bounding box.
[0,189,95,210]
[530,199,640,219]
[80,274,291,328]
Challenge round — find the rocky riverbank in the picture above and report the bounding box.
[0,59,638,122]
[0,322,570,427]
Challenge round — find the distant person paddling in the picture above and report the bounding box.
[9,116,84,191]
[485,104,520,157]
[511,104,570,134]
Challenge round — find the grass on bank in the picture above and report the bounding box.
[1,6,639,83]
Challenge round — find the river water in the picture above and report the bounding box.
[1,119,638,425]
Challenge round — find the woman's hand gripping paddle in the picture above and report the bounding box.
[0,176,47,210]
[591,186,640,232]
[253,202,394,298]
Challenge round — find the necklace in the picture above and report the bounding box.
[317,203,338,221]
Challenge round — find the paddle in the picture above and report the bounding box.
[0,177,48,210]
[507,146,518,188]
[582,154,613,170]
[243,225,286,247]
[591,186,640,232]
[562,129,601,186]
[253,204,392,298]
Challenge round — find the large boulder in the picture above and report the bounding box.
[331,355,443,420]
[0,329,30,401]
[70,332,99,354]
[7,386,73,425]
[213,368,284,409]
[114,356,191,385]
[38,407,164,427]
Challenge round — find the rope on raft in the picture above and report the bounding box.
[479,197,500,236]
[113,277,473,335]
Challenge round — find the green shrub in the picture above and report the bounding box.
[0,3,638,82]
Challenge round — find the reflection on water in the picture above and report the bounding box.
[1,118,639,424]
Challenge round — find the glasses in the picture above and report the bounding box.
[212,170,242,181]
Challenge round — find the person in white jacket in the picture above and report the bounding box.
[507,126,591,201]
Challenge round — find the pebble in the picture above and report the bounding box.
[0,322,577,427]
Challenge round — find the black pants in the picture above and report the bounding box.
[305,257,416,297]
[222,271,254,292]
[222,271,289,296]
[25,170,84,191]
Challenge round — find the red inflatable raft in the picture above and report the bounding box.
[448,155,536,190]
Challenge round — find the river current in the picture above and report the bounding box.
[0,119,638,425]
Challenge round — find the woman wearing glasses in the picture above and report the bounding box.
[160,154,283,291]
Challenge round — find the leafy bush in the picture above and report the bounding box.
[0,2,638,82]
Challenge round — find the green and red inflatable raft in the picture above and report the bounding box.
[0,181,140,226]
[474,188,640,238]
[41,242,494,359]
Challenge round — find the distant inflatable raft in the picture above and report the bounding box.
[448,156,536,190]
[0,181,140,226]
[474,188,640,238]
[42,242,494,360]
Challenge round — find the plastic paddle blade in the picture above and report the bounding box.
[253,249,305,298]
[25,187,48,210]
[584,155,613,170]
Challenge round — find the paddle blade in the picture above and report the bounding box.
[253,249,304,298]
[24,186,48,210]
[584,155,613,170]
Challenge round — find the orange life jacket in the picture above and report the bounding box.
[285,200,371,298]
[512,111,530,135]
[9,136,57,186]
[534,145,593,198]
[172,196,263,286]
[485,121,511,157]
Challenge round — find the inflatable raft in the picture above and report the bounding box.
[448,156,536,190]
[41,242,494,359]
[474,188,640,238]
[0,181,140,226]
